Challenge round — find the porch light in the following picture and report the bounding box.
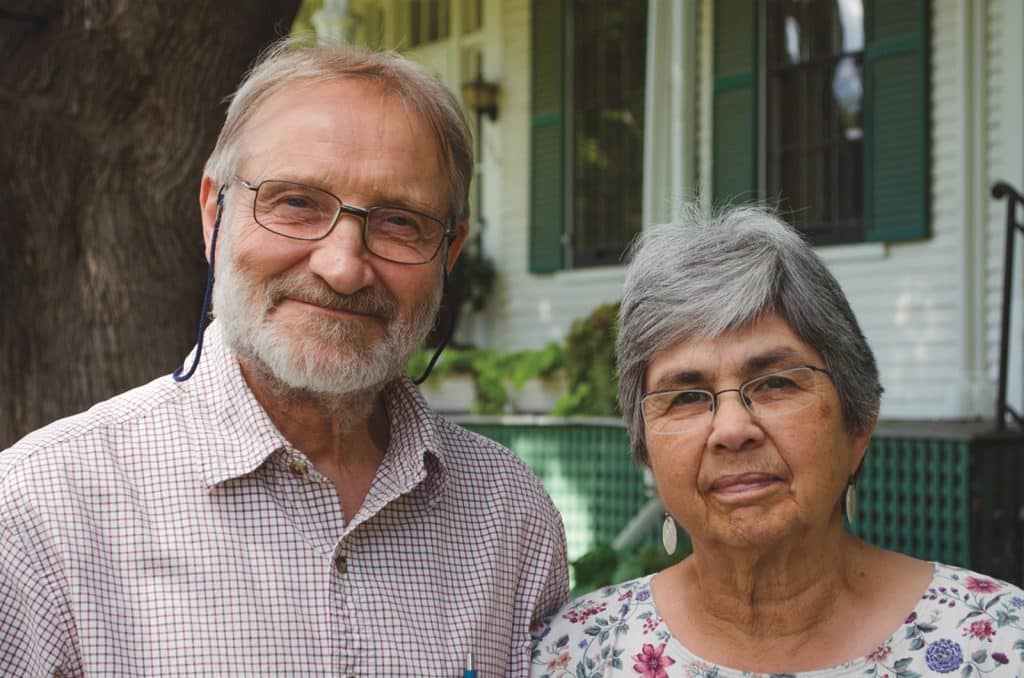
[461,73,500,121]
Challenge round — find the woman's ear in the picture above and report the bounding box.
[849,414,877,477]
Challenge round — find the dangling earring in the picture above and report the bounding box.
[662,513,678,555]
[843,480,857,525]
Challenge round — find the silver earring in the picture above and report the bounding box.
[843,482,857,525]
[662,513,678,555]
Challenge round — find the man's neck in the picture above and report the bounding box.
[238,358,391,521]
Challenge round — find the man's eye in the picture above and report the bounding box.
[283,196,313,209]
[384,214,417,227]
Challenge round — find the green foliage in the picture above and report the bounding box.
[506,341,565,388]
[569,543,618,597]
[290,0,324,36]
[448,232,497,314]
[408,301,623,417]
[407,343,567,415]
[554,302,621,416]
[570,540,689,598]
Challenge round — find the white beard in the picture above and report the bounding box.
[211,224,442,399]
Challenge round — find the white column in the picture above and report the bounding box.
[642,0,698,229]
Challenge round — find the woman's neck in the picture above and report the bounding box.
[687,525,860,639]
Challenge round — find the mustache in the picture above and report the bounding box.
[263,275,398,323]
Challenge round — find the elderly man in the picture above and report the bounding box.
[0,40,568,676]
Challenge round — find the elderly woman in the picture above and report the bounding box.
[530,206,1024,676]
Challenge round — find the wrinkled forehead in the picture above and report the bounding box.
[644,314,823,391]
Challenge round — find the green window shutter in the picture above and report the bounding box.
[529,0,565,273]
[712,0,758,206]
[864,0,929,242]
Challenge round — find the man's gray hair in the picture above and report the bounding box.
[204,36,473,221]
[616,204,882,465]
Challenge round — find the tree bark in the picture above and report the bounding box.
[0,0,301,447]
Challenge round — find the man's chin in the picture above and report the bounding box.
[250,337,397,395]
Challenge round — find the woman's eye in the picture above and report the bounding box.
[765,377,794,388]
[671,391,709,406]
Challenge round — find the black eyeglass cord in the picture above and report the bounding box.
[413,270,454,385]
[173,186,225,382]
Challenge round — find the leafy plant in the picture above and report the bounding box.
[553,301,621,416]
[407,343,567,415]
[570,540,689,598]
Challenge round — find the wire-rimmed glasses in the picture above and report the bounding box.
[235,177,455,265]
[640,365,833,435]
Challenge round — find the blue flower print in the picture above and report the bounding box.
[1011,596,1024,609]
[925,638,963,673]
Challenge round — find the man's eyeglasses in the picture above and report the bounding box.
[640,365,833,435]
[234,177,456,265]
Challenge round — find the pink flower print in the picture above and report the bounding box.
[642,617,658,634]
[962,619,997,641]
[562,602,608,624]
[867,645,893,662]
[547,651,570,669]
[964,576,1000,594]
[632,643,676,677]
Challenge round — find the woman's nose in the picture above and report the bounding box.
[707,390,765,452]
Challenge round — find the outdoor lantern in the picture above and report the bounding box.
[461,73,500,121]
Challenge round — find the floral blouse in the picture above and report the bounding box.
[530,563,1024,677]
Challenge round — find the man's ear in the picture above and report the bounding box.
[199,175,222,264]
[444,218,470,274]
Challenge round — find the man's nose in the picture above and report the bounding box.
[305,214,375,294]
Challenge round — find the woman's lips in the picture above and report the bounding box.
[709,472,781,495]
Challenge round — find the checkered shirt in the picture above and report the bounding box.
[0,322,569,677]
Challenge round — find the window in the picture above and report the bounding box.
[530,0,648,272]
[408,0,450,47]
[766,0,864,244]
[713,0,929,244]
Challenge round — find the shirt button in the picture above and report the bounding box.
[334,555,347,575]
[289,460,308,476]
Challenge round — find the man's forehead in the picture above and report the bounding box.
[232,77,450,206]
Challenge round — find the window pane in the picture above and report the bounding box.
[766,0,864,244]
[570,0,647,268]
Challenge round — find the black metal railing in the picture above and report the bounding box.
[991,181,1024,430]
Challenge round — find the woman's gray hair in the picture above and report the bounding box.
[204,36,473,221]
[616,203,882,465]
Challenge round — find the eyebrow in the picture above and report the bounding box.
[742,346,804,374]
[648,345,806,391]
[257,173,444,216]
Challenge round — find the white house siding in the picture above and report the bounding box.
[362,0,1022,419]
[490,0,626,350]
[691,0,1013,421]
[982,0,1024,419]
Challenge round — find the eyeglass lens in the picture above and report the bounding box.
[643,366,822,434]
[252,180,447,263]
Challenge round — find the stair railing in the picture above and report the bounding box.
[991,181,1024,430]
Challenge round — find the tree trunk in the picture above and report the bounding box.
[0,0,301,447]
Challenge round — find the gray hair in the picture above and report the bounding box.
[616,204,882,465]
[204,36,473,221]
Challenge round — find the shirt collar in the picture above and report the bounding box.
[178,321,447,504]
